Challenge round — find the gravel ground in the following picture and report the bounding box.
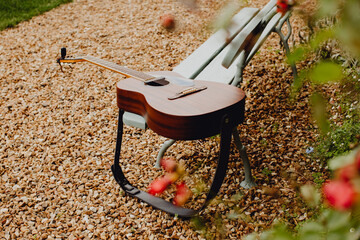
[0,0,322,239]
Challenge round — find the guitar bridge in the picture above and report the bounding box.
[168,86,207,100]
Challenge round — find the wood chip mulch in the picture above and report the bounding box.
[0,0,324,239]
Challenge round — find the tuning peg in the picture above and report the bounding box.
[57,47,67,72]
[61,47,67,59]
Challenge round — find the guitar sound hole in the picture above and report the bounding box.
[146,79,169,86]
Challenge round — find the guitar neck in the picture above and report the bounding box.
[64,55,155,82]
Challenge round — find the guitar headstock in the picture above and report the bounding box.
[57,48,85,72]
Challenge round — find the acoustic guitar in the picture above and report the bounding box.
[58,48,246,140]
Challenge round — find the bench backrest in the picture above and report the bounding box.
[173,0,289,85]
[172,7,259,79]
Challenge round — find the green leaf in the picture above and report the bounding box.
[326,210,351,232]
[317,0,340,18]
[309,29,335,50]
[310,92,330,134]
[260,225,294,240]
[291,70,307,92]
[190,216,206,231]
[287,47,307,65]
[310,61,343,84]
[328,148,359,170]
[298,222,325,240]
[336,0,360,58]
[211,1,242,30]
[244,233,258,240]
[300,184,321,207]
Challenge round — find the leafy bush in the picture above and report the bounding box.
[246,148,360,240]
[245,0,360,238]
[314,121,360,163]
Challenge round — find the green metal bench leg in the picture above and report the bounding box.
[155,139,176,168]
[232,128,257,188]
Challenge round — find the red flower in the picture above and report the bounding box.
[160,157,178,172]
[173,182,192,206]
[159,14,175,30]
[276,0,294,15]
[148,176,172,195]
[336,163,358,182]
[323,180,356,211]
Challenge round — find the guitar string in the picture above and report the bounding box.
[84,56,154,81]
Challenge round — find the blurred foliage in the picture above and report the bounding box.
[195,0,360,238]
[245,209,360,240]
[245,0,360,238]
[290,0,360,155]
[310,92,330,134]
[177,0,360,238]
[211,1,244,30]
[247,147,360,240]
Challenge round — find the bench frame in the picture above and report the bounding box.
[149,3,296,189]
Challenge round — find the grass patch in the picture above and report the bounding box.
[314,120,360,163]
[0,0,72,31]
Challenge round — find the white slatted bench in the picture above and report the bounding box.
[123,0,296,190]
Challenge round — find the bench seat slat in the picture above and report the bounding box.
[194,45,238,84]
[123,112,147,129]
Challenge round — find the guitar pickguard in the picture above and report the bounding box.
[151,74,194,87]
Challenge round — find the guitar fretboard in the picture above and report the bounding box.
[83,56,155,81]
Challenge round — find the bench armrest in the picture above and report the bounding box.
[275,11,292,42]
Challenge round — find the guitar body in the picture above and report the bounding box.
[116,71,246,140]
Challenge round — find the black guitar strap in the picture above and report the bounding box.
[111,109,234,218]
